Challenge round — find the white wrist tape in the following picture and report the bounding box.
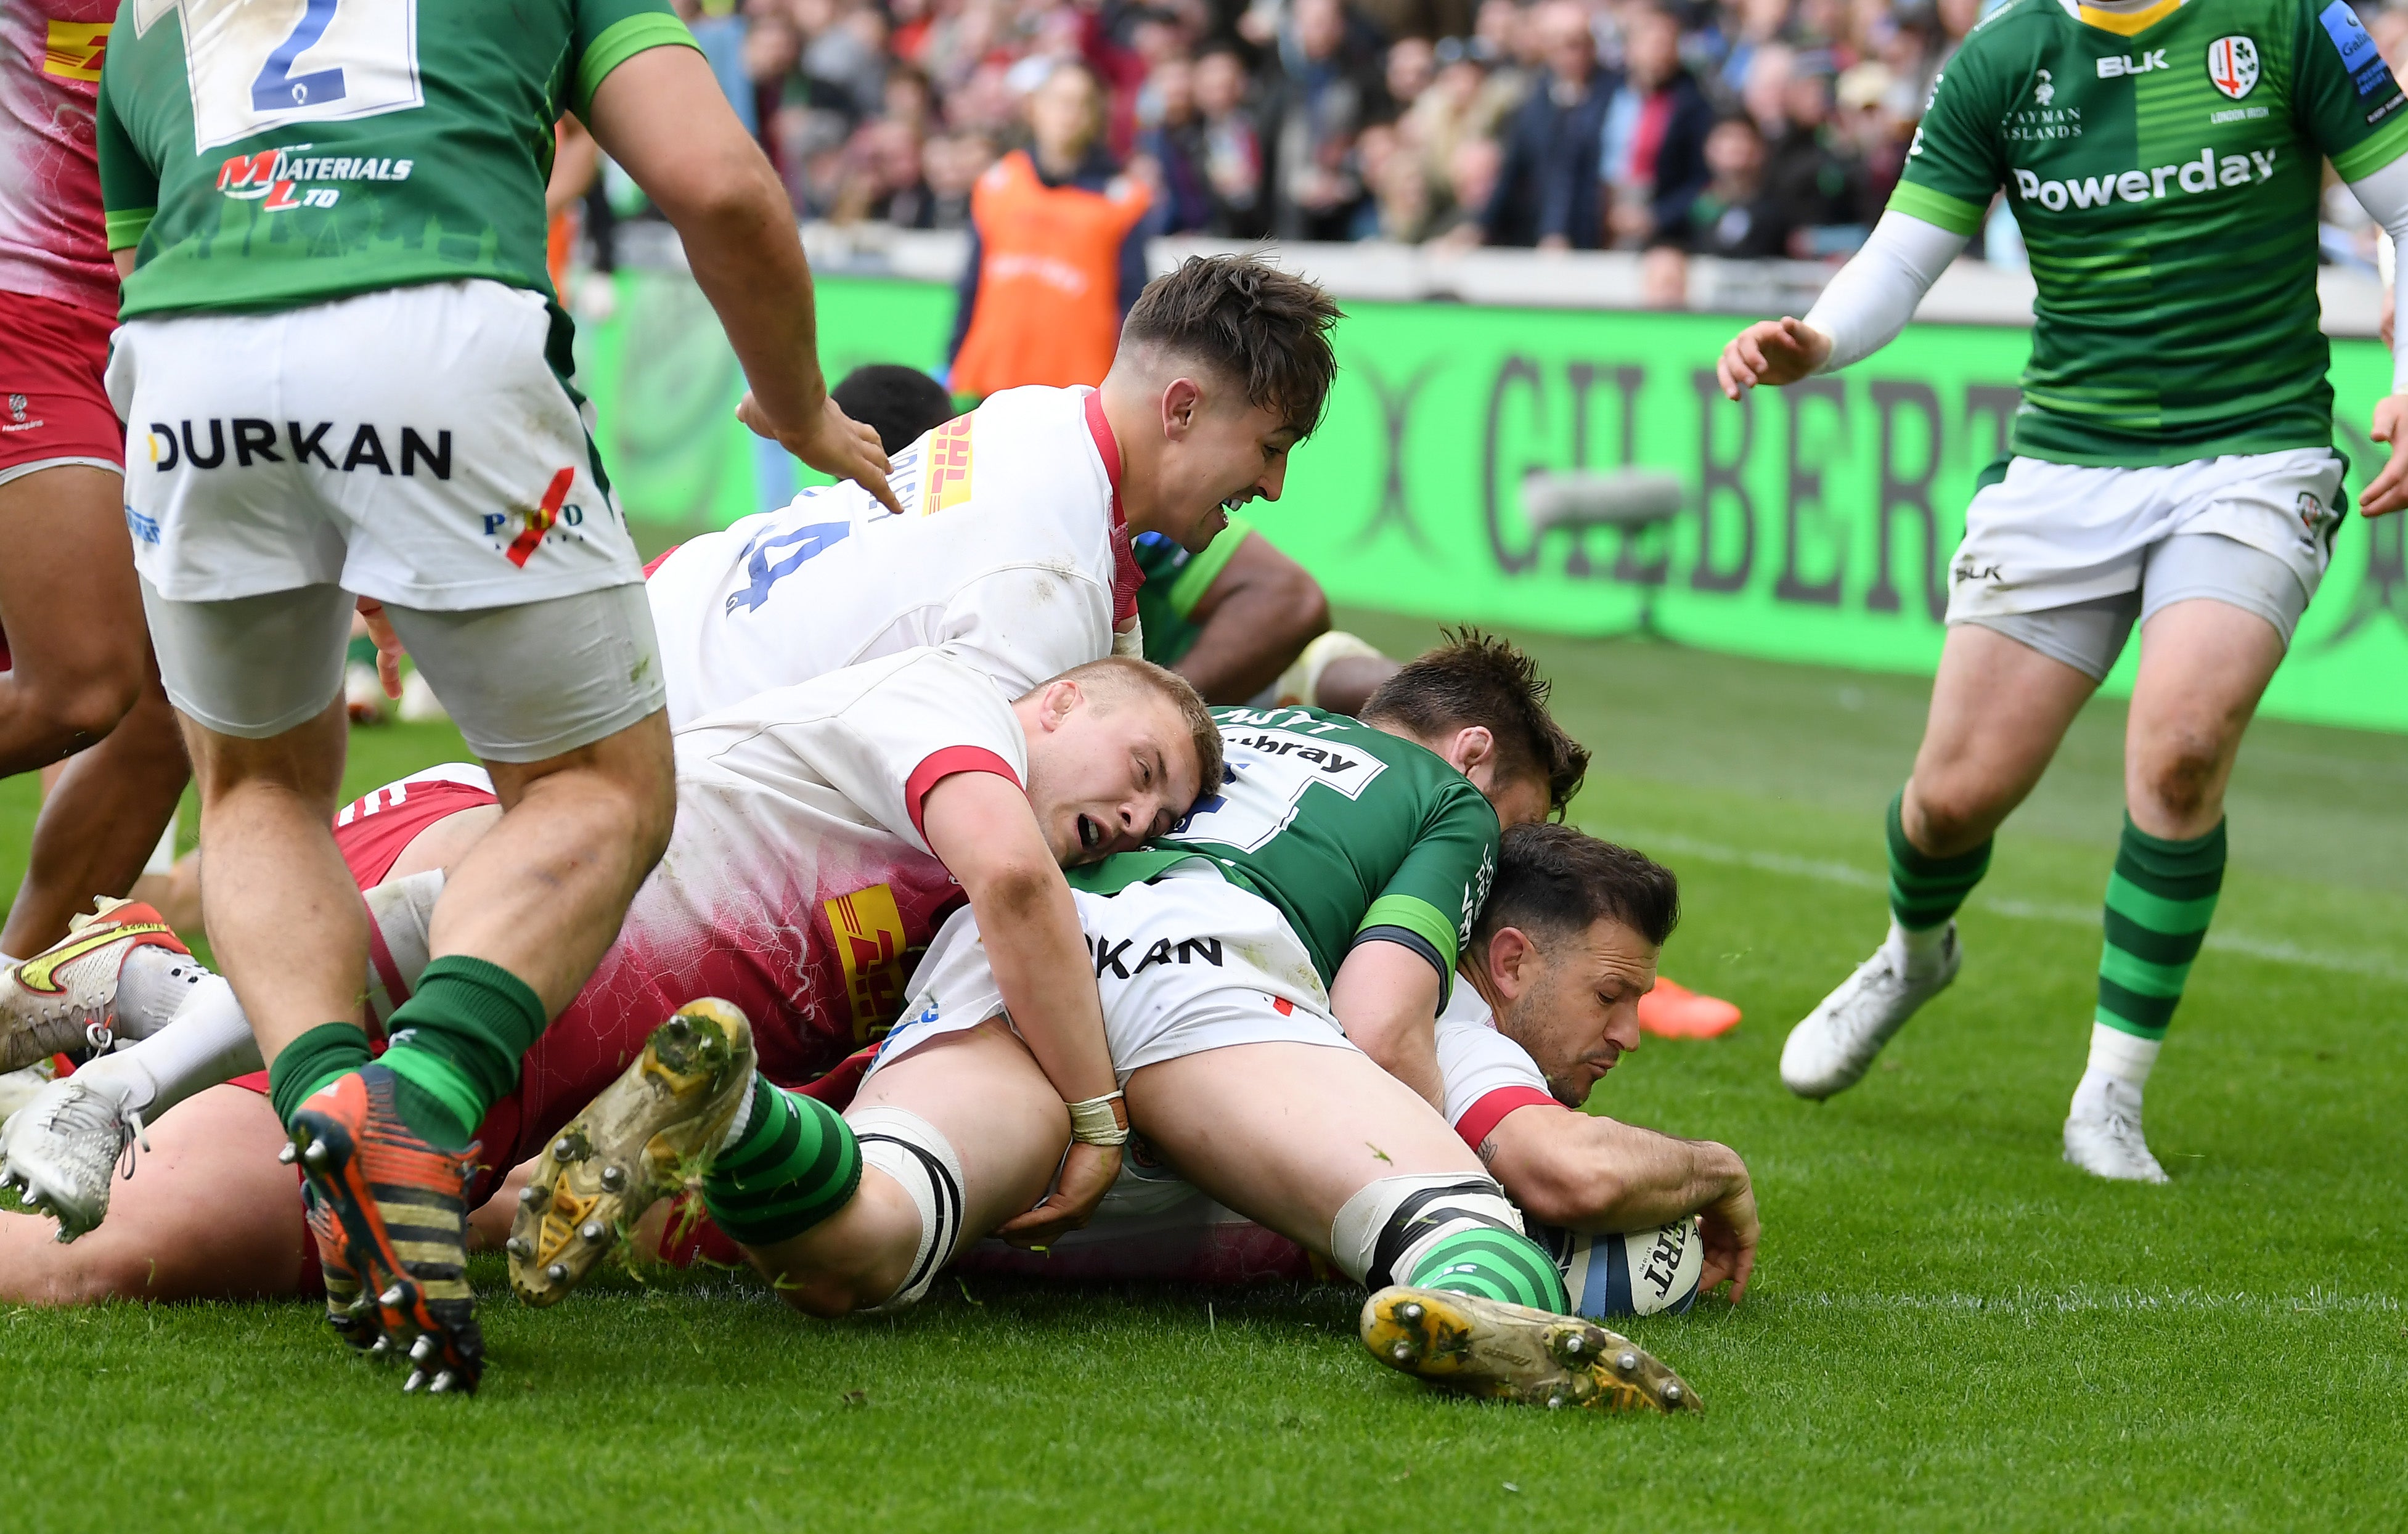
[1066,1091,1129,1146]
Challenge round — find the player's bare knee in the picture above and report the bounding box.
[1903,777,1997,856]
[2135,733,2224,826]
[26,671,143,754]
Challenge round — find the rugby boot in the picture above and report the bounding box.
[294,1178,380,1354]
[0,1076,147,1241]
[1779,921,1961,1100]
[2062,1072,2170,1185]
[288,1065,483,1394]
[0,898,193,1072]
[1361,1286,1702,1413]
[508,999,754,1308]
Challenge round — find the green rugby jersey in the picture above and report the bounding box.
[1067,704,1500,990]
[96,0,696,323]
[1891,0,2408,465]
[1132,518,1253,667]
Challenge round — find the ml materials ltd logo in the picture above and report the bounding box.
[215,144,413,212]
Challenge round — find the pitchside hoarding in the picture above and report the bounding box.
[579,268,2408,733]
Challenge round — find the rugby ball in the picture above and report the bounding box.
[1537,1216,1704,1319]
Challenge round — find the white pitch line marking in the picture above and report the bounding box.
[1615,828,2408,985]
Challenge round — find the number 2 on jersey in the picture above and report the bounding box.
[253,0,346,109]
[137,0,424,151]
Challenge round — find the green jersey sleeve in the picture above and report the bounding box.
[94,75,156,253]
[1890,40,2011,235]
[571,0,702,118]
[1352,777,1499,986]
[2292,0,2408,179]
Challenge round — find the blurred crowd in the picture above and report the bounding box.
[642,0,1976,263]
[606,0,2408,291]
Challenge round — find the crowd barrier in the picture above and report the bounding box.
[578,231,2408,733]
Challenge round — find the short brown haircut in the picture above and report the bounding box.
[1120,255,1344,440]
[1047,656,1226,807]
[1359,629,1589,818]
[1472,823,1681,950]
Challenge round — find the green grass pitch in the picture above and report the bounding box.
[2,612,2405,1532]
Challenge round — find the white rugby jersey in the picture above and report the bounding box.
[647,386,1141,728]
[597,647,1032,1080]
[1435,981,1564,1150]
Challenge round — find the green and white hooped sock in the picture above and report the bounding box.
[2094,815,2226,1059]
[1886,786,1991,961]
[1408,1226,1571,1314]
[701,1074,862,1248]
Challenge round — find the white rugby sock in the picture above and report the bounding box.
[1888,916,1951,968]
[2083,1023,2161,1093]
[72,973,261,1119]
[113,946,213,1042]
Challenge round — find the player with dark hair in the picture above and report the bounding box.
[830,364,958,455]
[646,253,1344,728]
[948,823,1759,1317]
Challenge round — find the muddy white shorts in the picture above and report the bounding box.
[107,279,640,610]
[865,865,1357,1088]
[1946,449,2342,632]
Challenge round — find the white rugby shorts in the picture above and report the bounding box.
[107,279,640,610]
[865,865,1357,1088]
[1946,448,2344,624]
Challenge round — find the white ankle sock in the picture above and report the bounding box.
[73,974,262,1119]
[113,945,214,1041]
[1889,917,1950,966]
[2083,1023,2161,1091]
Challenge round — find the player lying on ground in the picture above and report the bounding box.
[643,254,1342,727]
[520,640,1708,1411]
[1718,0,2408,1181]
[0,656,1215,1328]
[645,823,1758,1318]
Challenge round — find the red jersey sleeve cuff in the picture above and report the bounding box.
[905,746,1024,844]
[1453,1087,1561,1151]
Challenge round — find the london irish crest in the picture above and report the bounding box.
[2207,36,2259,99]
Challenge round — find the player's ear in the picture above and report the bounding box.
[1160,377,1202,440]
[1487,924,1537,998]
[1044,678,1084,728]
[1446,725,1498,785]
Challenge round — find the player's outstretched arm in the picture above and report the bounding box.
[1716,317,1833,399]
[1176,533,1331,704]
[1719,210,1969,401]
[1329,941,1447,1111]
[920,772,1122,1241]
[584,47,900,515]
[1483,1107,1757,1301]
[2345,160,2408,516]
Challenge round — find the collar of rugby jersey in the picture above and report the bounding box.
[1083,387,1142,627]
[2062,0,2184,35]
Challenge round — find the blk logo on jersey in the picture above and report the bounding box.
[2097,49,2168,79]
[2206,36,2259,99]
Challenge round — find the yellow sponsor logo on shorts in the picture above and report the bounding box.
[918,415,974,515]
[826,883,910,1042]
[44,20,110,82]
